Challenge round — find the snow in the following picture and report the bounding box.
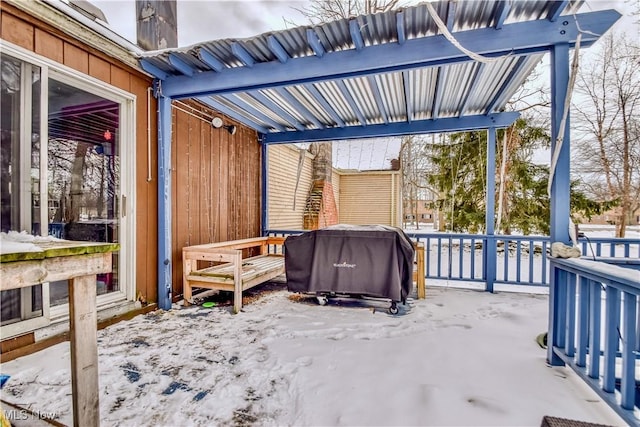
[1,285,626,427]
[0,231,62,255]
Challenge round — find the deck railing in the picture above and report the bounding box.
[267,229,639,290]
[269,228,640,421]
[548,257,640,425]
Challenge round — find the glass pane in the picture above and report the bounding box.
[0,54,43,325]
[1,289,21,325]
[31,66,42,235]
[1,54,21,233]
[47,78,120,305]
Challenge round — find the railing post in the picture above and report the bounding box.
[576,276,589,367]
[603,286,620,393]
[587,279,601,379]
[621,291,637,409]
[547,265,567,366]
[564,272,577,357]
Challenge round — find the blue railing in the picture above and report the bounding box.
[267,229,640,290]
[404,233,552,287]
[548,257,640,425]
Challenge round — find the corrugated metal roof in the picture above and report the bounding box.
[137,0,619,143]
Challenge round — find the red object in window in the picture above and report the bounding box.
[103,130,112,141]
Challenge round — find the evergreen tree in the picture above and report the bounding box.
[427,117,607,234]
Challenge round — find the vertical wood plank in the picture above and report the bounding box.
[63,42,89,73]
[416,242,426,299]
[34,28,63,63]
[0,13,34,50]
[110,66,130,91]
[211,123,220,244]
[218,129,229,242]
[233,251,243,313]
[88,54,110,83]
[68,275,99,427]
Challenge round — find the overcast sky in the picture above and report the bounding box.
[90,0,637,49]
[92,0,310,47]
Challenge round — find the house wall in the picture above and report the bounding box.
[338,171,402,227]
[171,103,261,297]
[1,1,159,303]
[0,3,262,306]
[267,144,314,230]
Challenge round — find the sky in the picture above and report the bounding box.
[92,0,310,47]
[89,0,638,49]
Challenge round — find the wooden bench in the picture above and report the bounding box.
[182,236,286,313]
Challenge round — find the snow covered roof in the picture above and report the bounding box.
[333,138,402,171]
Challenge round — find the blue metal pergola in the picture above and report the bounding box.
[139,1,620,320]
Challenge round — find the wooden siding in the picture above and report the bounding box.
[171,101,261,297]
[267,145,313,230]
[1,3,159,303]
[338,172,402,227]
[2,4,262,305]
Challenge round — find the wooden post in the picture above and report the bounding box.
[233,251,243,313]
[416,242,426,299]
[68,275,99,427]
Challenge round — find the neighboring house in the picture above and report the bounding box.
[267,141,402,230]
[577,207,640,227]
[405,199,437,225]
[338,170,402,227]
[0,0,259,350]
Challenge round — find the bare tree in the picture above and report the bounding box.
[573,32,640,237]
[288,0,403,25]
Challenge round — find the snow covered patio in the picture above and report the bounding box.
[1,285,625,426]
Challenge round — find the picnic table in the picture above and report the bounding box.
[0,238,119,427]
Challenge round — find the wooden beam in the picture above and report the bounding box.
[68,275,99,427]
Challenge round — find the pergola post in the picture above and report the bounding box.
[261,141,269,236]
[547,43,572,366]
[157,93,173,310]
[485,127,497,293]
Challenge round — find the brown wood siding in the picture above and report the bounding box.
[170,102,261,298]
[267,145,313,230]
[1,4,262,306]
[1,4,159,304]
[339,172,401,227]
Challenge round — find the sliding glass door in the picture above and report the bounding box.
[0,45,134,335]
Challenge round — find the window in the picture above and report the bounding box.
[1,54,44,325]
[0,44,135,336]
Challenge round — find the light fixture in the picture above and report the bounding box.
[211,117,237,135]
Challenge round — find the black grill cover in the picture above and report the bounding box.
[285,224,415,302]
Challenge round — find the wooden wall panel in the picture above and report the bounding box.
[88,54,110,83]
[110,66,130,91]
[169,102,261,297]
[63,42,88,73]
[2,4,261,306]
[1,4,159,308]
[131,76,157,304]
[0,12,33,50]
[34,28,63,63]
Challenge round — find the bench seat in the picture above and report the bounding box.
[182,237,285,313]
